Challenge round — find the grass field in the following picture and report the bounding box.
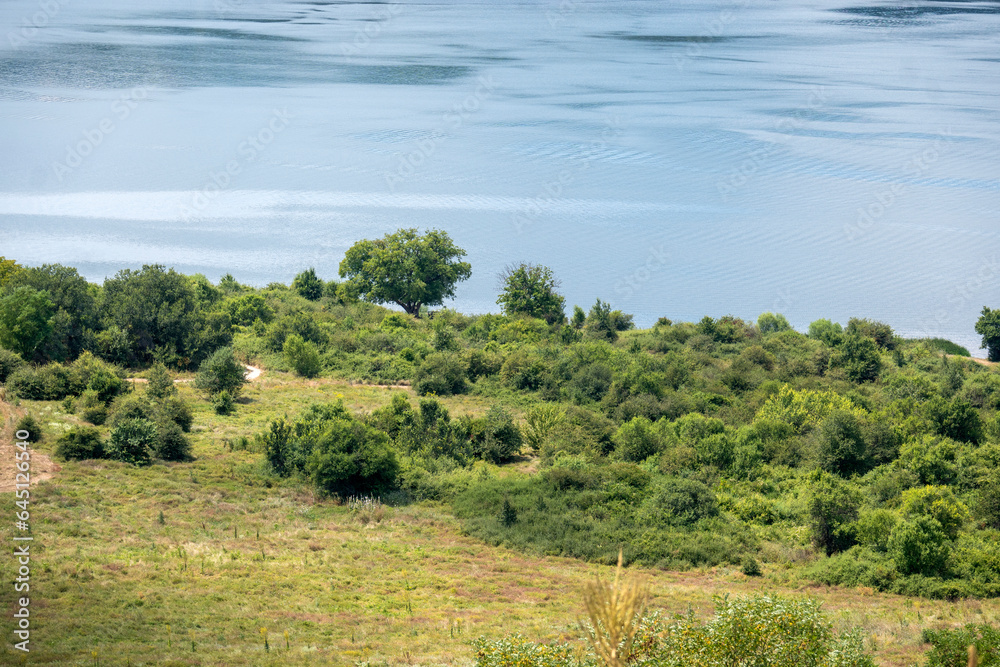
[1,374,998,666]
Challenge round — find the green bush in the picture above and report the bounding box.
[283,333,322,378]
[808,473,861,556]
[468,406,523,463]
[145,362,176,399]
[155,396,194,432]
[14,414,42,442]
[0,347,24,382]
[638,476,718,526]
[611,416,661,463]
[213,390,235,415]
[107,418,157,466]
[889,516,950,576]
[153,420,191,461]
[413,352,467,396]
[107,393,154,428]
[194,346,247,397]
[922,624,1000,666]
[55,426,105,461]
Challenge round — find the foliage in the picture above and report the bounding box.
[283,334,322,378]
[584,299,633,342]
[0,347,23,382]
[15,414,42,442]
[888,516,950,577]
[496,263,566,325]
[414,353,467,396]
[758,312,792,335]
[809,319,843,347]
[469,405,524,463]
[523,404,565,453]
[756,385,866,434]
[153,420,191,461]
[975,307,1000,362]
[0,286,55,358]
[194,347,247,397]
[581,553,648,667]
[808,473,861,556]
[921,624,1000,667]
[291,267,323,301]
[107,418,157,466]
[832,334,883,383]
[223,293,274,326]
[54,426,105,461]
[815,410,872,477]
[146,362,177,399]
[339,228,472,316]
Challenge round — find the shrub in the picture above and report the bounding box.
[145,362,176,399]
[0,348,24,382]
[413,353,467,396]
[758,312,792,335]
[469,406,523,464]
[55,426,105,461]
[899,485,969,540]
[741,555,763,576]
[922,624,1000,667]
[924,396,983,444]
[815,409,872,476]
[638,476,718,526]
[808,319,843,347]
[107,418,157,466]
[808,473,861,556]
[889,516,950,576]
[284,333,322,378]
[612,416,661,463]
[833,334,883,383]
[194,347,247,397]
[14,414,42,443]
[213,390,235,415]
[107,393,154,428]
[153,420,191,461]
[155,396,194,432]
[305,416,400,496]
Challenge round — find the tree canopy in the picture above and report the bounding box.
[0,286,55,359]
[975,307,1000,362]
[339,228,471,317]
[496,263,566,325]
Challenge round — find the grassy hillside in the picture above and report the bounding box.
[1,376,999,666]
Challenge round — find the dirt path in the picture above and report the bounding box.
[947,354,997,368]
[0,399,59,493]
[128,364,264,384]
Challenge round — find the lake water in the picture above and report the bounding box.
[0,0,997,354]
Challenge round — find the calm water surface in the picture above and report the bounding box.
[0,0,997,352]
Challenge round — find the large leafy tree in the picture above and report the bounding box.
[101,265,228,366]
[339,228,471,317]
[0,257,22,287]
[0,286,55,358]
[975,306,1000,361]
[496,263,566,325]
[8,264,98,361]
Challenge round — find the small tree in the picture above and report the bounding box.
[496,263,566,325]
[292,268,323,301]
[807,473,861,556]
[975,306,1000,362]
[523,404,564,453]
[55,426,105,461]
[107,418,157,466]
[757,312,792,335]
[339,228,471,317]
[808,319,843,347]
[194,347,247,398]
[0,286,55,358]
[283,334,322,378]
[834,334,882,383]
[146,362,177,399]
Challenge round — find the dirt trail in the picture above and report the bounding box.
[128,364,264,383]
[947,354,997,368]
[0,398,59,493]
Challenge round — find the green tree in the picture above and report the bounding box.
[100,265,203,365]
[808,319,843,347]
[815,409,872,476]
[612,416,662,462]
[8,264,98,360]
[807,473,861,556]
[292,268,323,301]
[833,334,882,383]
[146,362,177,399]
[975,306,1000,361]
[923,396,983,444]
[0,257,22,287]
[888,516,950,576]
[0,286,55,358]
[223,293,274,326]
[584,299,633,341]
[283,333,322,378]
[305,414,400,496]
[339,228,471,317]
[496,263,566,325]
[194,347,247,398]
[757,312,792,335]
[107,418,157,466]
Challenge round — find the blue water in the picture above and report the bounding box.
[0,0,997,354]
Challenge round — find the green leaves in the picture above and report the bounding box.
[339,228,471,316]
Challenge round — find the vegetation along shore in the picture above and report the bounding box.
[1,229,1000,665]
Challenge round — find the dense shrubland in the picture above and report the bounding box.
[3,248,1000,610]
